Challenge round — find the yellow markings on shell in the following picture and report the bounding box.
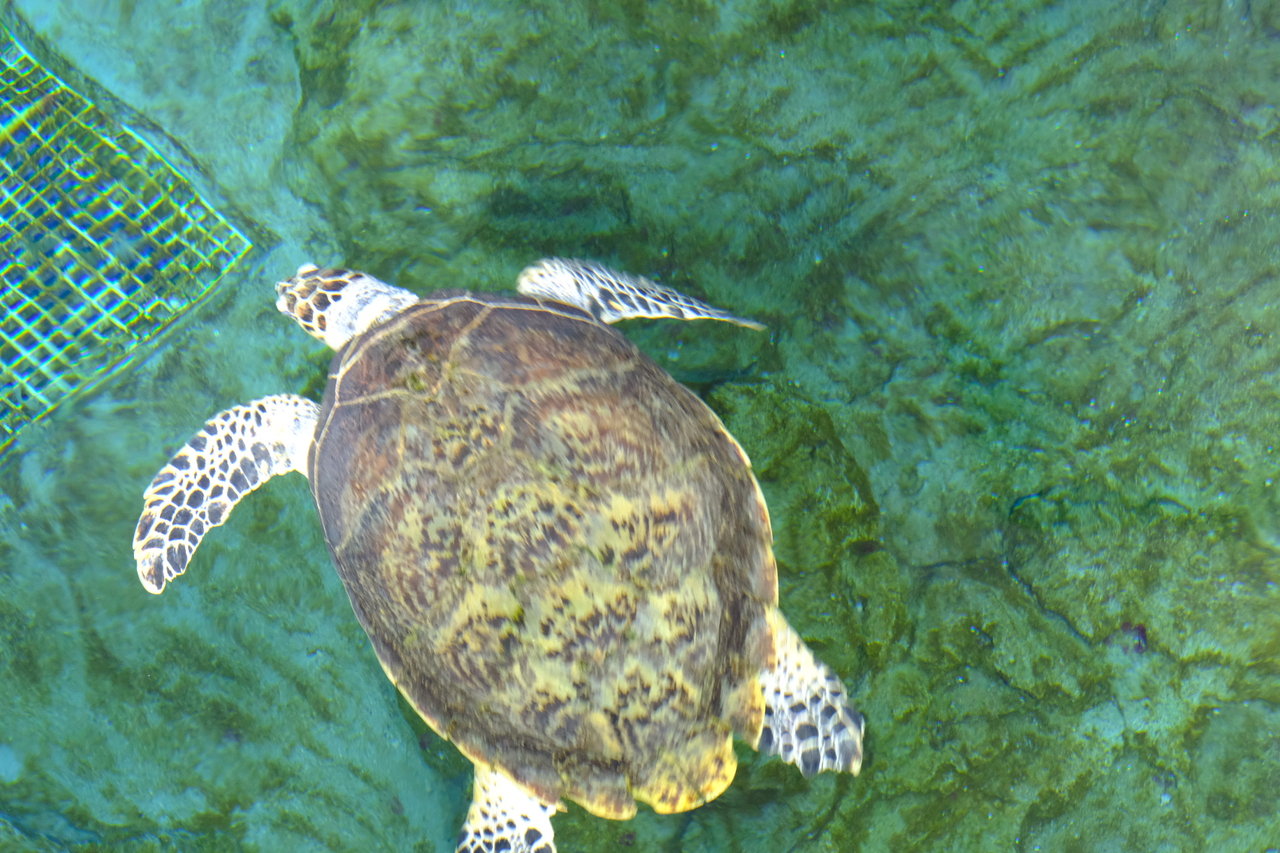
[634,725,737,814]
[439,583,524,653]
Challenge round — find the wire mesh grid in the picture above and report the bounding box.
[0,24,251,454]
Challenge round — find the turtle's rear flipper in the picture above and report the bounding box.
[132,394,318,594]
[458,766,557,853]
[516,257,766,330]
[756,610,865,777]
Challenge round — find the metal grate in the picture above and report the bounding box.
[0,23,251,454]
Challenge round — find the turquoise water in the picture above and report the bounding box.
[3,0,1280,850]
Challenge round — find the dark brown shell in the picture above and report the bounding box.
[310,292,778,817]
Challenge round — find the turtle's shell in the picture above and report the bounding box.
[310,292,778,818]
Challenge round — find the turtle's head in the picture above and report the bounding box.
[276,264,419,350]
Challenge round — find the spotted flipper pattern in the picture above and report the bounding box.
[458,766,557,853]
[757,611,865,777]
[516,257,766,330]
[133,394,319,593]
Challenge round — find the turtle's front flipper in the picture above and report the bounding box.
[458,766,557,853]
[757,610,865,778]
[133,394,319,594]
[516,257,765,330]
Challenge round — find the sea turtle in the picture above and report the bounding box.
[132,257,865,852]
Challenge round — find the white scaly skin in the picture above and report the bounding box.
[458,766,557,853]
[131,393,319,593]
[516,257,765,329]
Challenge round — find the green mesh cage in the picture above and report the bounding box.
[0,23,251,454]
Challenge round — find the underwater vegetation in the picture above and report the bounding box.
[2,0,1279,850]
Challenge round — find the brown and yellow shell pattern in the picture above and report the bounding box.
[309,292,778,818]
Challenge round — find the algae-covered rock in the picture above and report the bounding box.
[3,0,1279,850]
